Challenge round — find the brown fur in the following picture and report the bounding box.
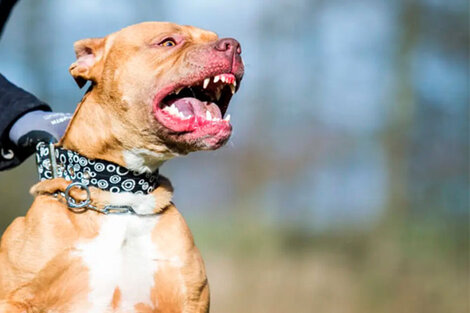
[0,21,242,312]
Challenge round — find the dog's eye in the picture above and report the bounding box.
[159,38,177,47]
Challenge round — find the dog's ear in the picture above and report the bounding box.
[69,38,105,88]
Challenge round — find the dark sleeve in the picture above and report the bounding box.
[0,74,51,170]
[0,0,52,170]
[0,0,18,37]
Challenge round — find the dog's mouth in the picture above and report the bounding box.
[154,73,239,134]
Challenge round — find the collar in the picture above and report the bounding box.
[35,142,160,195]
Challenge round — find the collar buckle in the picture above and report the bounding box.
[48,142,60,179]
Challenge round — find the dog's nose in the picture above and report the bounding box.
[214,38,241,55]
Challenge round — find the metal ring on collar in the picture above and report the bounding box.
[64,182,91,209]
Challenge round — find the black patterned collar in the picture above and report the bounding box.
[35,142,159,195]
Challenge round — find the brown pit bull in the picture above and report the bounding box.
[0,21,243,313]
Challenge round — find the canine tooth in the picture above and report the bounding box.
[233,80,237,87]
[224,114,231,122]
[230,84,236,94]
[206,111,212,120]
[203,78,210,89]
[175,87,183,95]
[214,75,220,83]
[221,75,226,83]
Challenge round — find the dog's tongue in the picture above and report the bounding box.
[167,97,221,119]
[167,98,196,117]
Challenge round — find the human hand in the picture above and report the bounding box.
[9,110,72,153]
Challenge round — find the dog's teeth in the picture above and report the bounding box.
[221,75,226,83]
[233,80,237,87]
[163,104,183,117]
[175,87,183,95]
[203,78,210,89]
[230,84,236,94]
[214,75,220,83]
[206,111,212,120]
[224,114,231,122]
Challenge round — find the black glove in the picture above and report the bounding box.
[9,110,72,154]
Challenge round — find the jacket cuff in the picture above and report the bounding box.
[0,74,51,170]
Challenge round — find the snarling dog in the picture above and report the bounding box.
[0,22,243,313]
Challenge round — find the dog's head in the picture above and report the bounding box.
[65,22,243,169]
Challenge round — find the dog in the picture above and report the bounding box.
[0,22,243,313]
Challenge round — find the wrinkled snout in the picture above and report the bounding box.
[213,38,244,78]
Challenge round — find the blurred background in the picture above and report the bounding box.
[0,0,468,312]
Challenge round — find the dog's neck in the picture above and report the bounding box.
[45,90,175,215]
[60,91,126,166]
[60,90,168,174]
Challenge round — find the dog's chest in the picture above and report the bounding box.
[73,213,160,313]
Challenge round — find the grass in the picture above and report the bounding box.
[190,217,468,313]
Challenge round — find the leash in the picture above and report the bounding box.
[34,142,160,215]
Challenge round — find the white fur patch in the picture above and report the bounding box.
[72,193,181,313]
[123,148,177,174]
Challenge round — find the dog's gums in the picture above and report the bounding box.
[153,72,240,145]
